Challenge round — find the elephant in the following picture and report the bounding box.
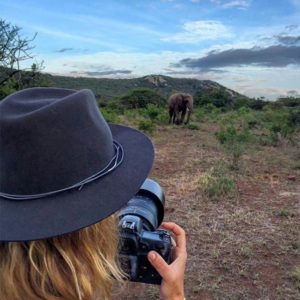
[168,93,193,125]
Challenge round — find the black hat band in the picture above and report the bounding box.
[0,141,124,201]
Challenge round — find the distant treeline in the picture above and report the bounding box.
[1,70,299,113]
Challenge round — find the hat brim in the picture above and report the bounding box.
[0,124,154,241]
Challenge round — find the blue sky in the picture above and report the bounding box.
[1,0,300,99]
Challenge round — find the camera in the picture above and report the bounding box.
[118,178,172,285]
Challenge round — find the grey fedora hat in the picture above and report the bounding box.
[0,88,154,241]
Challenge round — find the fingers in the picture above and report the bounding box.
[161,222,186,255]
[148,251,170,279]
[171,237,177,248]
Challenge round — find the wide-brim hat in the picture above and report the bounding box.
[0,88,154,241]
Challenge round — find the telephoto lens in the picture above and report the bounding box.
[118,178,172,285]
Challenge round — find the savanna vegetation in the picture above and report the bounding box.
[1,18,299,300]
[105,91,299,300]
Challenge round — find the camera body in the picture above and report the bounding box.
[118,179,172,285]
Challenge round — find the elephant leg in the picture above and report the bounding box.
[180,108,187,124]
[175,110,181,125]
[169,108,174,124]
[184,110,192,124]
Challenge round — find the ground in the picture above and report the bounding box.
[113,122,300,300]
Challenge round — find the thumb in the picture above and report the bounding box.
[148,251,170,278]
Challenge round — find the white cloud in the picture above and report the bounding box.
[40,51,200,78]
[33,49,300,100]
[161,20,233,44]
[210,0,251,9]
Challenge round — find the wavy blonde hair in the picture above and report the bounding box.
[0,214,125,300]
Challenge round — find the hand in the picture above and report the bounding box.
[147,222,187,300]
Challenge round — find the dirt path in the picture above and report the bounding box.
[114,125,300,300]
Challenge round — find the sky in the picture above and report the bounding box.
[1,0,300,100]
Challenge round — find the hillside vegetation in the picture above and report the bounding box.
[109,95,299,300]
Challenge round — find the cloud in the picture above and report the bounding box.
[276,35,300,45]
[210,0,251,9]
[84,70,132,76]
[56,48,73,53]
[174,45,300,70]
[285,25,299,32]
[161,20,233,43]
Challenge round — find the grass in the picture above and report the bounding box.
[138,119,155,134]
[290,267,300,286]
[196,164,236,201]
[278,208,294,218]
[239,246,252,259]
[111,106,300,300]
[186,123,199,130]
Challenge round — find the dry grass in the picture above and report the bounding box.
[113,121,300,300]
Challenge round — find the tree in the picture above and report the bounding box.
[0,19,45,98]
[194,88,232,108]
[118,88,166,109]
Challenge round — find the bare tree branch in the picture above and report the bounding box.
[0,19,41,90]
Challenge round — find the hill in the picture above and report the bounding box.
[42,73,243,101]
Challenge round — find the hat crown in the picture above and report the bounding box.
[0,88,114,195]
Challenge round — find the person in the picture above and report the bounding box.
[0,88,187,300]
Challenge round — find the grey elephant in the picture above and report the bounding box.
[168,93,193,125]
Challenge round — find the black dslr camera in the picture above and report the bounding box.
[118,178,172,285]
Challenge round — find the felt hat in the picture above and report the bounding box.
[0,88,154,241]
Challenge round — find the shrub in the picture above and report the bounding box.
[118,89,166,109]
[194,88,232,108]
[197,165,235,201]
[238,106,251,115]
[290,267,300,283]
[144,104,160,120]
[215,125,254,169]
[155,110,169,125]
[260,106,299,145]
[106,99,124,113]
[0,78,17,100]
[186,123,199,130]
[138,119,155,134]
[194,107,206,122]
[123,109,139,119]
[100,108,119,123]
[233,97,251,109]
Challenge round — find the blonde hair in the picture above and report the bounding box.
[0,214,125,300]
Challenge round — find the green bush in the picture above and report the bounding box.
[238,106,251,114]
[244,111,261,129]
[155,110,169,125]
[123,109,140,119]
[287,107,300,126]
[138,119,155,134]
[105,99,124,114]
[233,97,251,109]
[277,96,300,107]
[100,108,119,123]
[215,125,254,169]
[194,107,206,122]
[144,104,160,120]
[118,89,166,109]
[186,123,199,130]
[194,88,232,108]
[260,106,299,145]
[0,78,17,100]
[197,165,235,201]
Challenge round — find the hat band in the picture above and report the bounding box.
[0,141,124,201]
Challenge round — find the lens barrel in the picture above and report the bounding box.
[118,178,165,231]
